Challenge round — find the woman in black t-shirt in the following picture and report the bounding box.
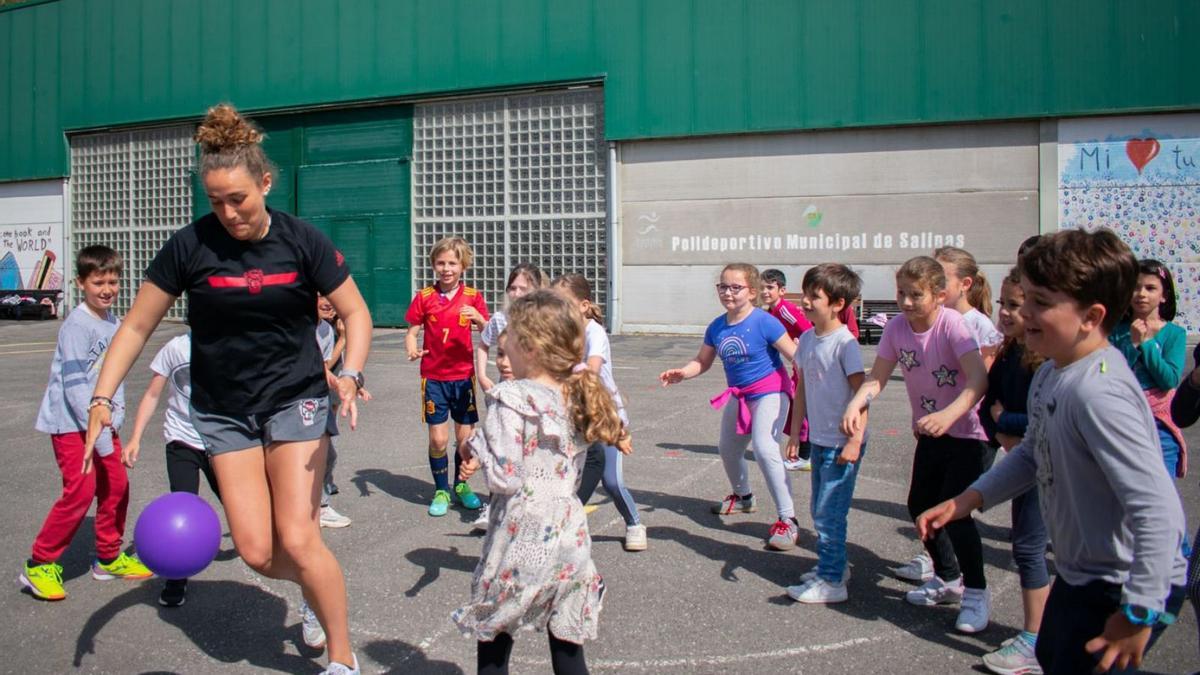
[83,105,371,675]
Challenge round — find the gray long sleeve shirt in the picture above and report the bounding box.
[34,304,125,456]
[972,345,1186,612]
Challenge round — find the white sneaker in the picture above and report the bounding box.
[905,575,964,606]
[798,564,851,585]
[471,503,491,531]
[783,458,812,471]
[955,587,991,633]
[300,601,327,650]
[319,505,352,529]
[982,635,1041,674]
[891,552,934,582]
[322,655,360,675]
[624,524,648,552]
[787,577,848,604]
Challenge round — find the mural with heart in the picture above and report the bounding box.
[1058,114,1200,334]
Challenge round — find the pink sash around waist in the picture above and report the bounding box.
[710,368,793,435]
[1147,388,1187,478]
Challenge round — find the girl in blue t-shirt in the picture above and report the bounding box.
[659,263,801,551]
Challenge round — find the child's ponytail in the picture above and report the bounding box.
[551,273,604,323]
[967,271,993,318]
[563,367,626,447]
[934,246,992,316]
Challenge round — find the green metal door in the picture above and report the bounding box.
[298,107,412,326]
[192,105,413,326]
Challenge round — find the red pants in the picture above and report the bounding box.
[31,432,129,563]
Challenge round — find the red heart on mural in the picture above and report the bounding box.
[1126,138,1160,174]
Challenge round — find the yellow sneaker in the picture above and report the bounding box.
[19,561,66,600]
[91,552,153,581]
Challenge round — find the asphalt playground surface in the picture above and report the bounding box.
[0,319,1197,674]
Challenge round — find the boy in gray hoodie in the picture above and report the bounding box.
[917,229,1187,674]
[20,246,152,601]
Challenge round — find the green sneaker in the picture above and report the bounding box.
[19,561,66,600]
[428,489,452,517]
[454,482,482,510]
[92,552,154,581]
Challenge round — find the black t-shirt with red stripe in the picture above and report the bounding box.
[145,208,350,414]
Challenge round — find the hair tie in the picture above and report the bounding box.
[572,363,588,374]
[1157,267,1167,279]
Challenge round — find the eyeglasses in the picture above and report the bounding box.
[715,284,747,295]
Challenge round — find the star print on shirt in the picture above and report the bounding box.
[898,349,921,371]
[920,396,938,413]
[932,364,958,387]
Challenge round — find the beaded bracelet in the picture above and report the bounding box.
[88,396,115,411]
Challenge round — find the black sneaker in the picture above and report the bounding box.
[159,578,187,607]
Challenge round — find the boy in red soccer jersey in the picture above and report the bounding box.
[762,269,814,470]
[405,237,490,516]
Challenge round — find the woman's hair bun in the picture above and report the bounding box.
[194,103,263,154]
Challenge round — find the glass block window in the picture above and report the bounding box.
[413,88,609,322]
[70,125,195,318]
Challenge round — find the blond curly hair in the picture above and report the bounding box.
[505,290,625,446]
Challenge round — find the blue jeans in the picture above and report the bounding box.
[1157,422,1180,478]
[1010,487,1051,590]
[809,442,864,583]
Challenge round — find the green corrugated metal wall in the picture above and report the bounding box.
[192,105,414,325]
[2,0,1198,182]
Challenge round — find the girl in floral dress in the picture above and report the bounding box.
[454,289,628,675]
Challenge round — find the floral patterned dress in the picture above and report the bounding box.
[452,379,605,645]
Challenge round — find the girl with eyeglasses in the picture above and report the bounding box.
[658,263,802,551]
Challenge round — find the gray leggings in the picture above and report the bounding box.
[577,442,640,526]
[718,392,794,520]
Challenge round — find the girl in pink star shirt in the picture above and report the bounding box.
[842,256,992,634]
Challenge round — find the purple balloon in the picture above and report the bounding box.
[134,492,221,579]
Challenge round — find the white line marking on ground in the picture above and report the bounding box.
[514,635,891,670]
[0,348,55,355]
[857,473,909,490]
[0,341,56,347]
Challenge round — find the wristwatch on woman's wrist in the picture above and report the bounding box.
[338,369,365,390]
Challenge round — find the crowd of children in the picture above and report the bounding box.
[18,101,1198,675]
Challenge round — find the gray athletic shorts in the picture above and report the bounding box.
[192,396,330,456]
[326,397,340,437]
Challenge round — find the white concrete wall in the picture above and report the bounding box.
[0,180,67,297]
[617,122,1040,333]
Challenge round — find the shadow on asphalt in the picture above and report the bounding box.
[351,468,434,506]
[631,488,774,537]
[74,580,326,672]
[404,546,477,598]
[361,638,465,674]
[851,497,1047,578]
[623,489,1026,658]
[656,442,719,456]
